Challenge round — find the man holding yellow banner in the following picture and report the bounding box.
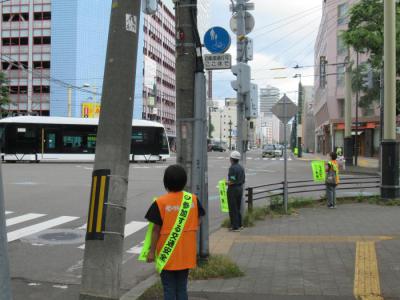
[142,165,205,300]
[227,151,245,232]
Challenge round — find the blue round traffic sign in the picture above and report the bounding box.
[203,27,231,54]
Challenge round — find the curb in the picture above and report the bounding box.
[120,273,158,300]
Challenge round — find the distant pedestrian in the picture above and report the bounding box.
[326,152,339,208]
[227,151,245,231]
[144,164,205,300]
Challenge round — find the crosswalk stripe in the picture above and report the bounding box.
[78,221,148,249]
[126,241,145,254]
[5,211,13,215]
[7,216,79,243]
[6,213,46,227]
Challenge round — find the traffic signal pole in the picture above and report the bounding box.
[80,1,142,299]
[381,0,399,199]
[235,0,247,162]
[344,58,354,167]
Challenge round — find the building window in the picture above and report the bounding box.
[336,65,345,86]
[34,12,51,21]
[2,37,28,46]
[9,86,28,94]
[33,86,50,93]
[33,36,51,45]
[337,34,346,56]
[33,61,50,69]
[338,3,348,25]
[3,13,29,22]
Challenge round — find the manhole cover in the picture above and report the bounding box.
[22,229,85,245]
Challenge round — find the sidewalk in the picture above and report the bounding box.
[188,203,400,299]
[124,203,400,300]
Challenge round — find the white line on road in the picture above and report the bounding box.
[126,240,145,254]
[6,213,46,227]
[7,216,79,243]
[5,211,13,215]
[78,220,148,249]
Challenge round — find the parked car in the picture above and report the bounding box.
[262,144,277,157]
[208,144,226,152]
[274,144,284,157]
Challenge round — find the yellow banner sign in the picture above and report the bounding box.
[311,160,326,182]
[82,103,101,118]
[218,179,229,213]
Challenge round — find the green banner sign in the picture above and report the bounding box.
[218,179,229,213]
[294,147,298,155]
[311,160,326,182]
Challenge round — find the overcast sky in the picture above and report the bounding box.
[208,0,323,103]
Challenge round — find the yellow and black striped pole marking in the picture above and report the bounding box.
[86,169,110,240]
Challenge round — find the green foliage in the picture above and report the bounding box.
[189,255,244,280]
[209,122,215,138]
[342,0,400,112]
[0,72,10,117]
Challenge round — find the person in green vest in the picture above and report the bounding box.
[144,164,205,300]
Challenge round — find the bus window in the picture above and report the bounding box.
[47,133,56,149]
[63,135,83,151]
[87,134,96,152]
[159,129,169,153]
[132,130,149,143]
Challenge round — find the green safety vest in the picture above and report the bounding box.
[139,192,193,274]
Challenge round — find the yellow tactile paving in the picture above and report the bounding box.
[354,241,384,300]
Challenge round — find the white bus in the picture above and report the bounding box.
[0,116,170,162]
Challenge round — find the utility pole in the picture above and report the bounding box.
[233,0,247,162]
[354,52,360,166]
[228,119,233,150]
[80,1,142,299]
[381,0,399,199]
[344,57,354,166]
[175,0,209,258]
[0,160,12,300]
[295,74,303,157]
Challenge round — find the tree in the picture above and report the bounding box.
[341,0,400,112]
[209,122,215,138]
[0,72,10,117]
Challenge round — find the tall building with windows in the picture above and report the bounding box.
[0,0,51,115]
[259,85,279,116]
[314,0,379,157]
[0,0,178,141]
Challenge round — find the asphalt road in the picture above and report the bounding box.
[1,150,349,299]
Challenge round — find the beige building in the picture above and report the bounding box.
[314,0,380,157]
[209,98,237,149]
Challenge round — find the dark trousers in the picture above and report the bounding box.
[227,186,243,229]
[160,269,189,300]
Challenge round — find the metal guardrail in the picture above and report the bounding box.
[245,175,380,212]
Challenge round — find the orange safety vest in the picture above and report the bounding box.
[155,191,199,270]
[328,160,340,184]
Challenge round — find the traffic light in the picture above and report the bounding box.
[245,83,258,120]
[142,0,158,15]
[231,63,251,94]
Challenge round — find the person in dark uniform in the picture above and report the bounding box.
[227,151,245,232]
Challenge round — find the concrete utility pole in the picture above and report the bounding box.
[344,58,354,166]
[0,161,12,300]
[175,0,209,258]
[80,1,142,299]
[175,0,197,192]
[381,0,399,199]
[234,0,247,162]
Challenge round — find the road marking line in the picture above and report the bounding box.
[5,211,13,215]
[126,240,145,254]
[6,213,46,226]
[354,241,383,300]
[78,221,148,249]
[7,216,79,242]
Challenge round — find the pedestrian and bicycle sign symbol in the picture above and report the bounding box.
[204,27,231,54]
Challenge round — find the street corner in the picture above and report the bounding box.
[210,228,241,255]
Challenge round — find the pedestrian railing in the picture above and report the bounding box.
[245,175,380,212]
